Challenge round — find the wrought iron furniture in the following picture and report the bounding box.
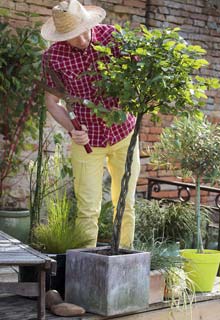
[146,177,220,249]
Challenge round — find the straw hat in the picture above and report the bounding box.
[41,0,106,41]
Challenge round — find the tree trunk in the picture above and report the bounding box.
[196,176,204,253]
[111,113,144,255]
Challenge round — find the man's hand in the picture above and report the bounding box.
[69,124,89,145]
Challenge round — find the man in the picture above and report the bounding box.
[41,0,140,248]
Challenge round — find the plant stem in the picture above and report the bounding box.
[196,176,203,253]
[29,103,46,242]
[111,112,144,255]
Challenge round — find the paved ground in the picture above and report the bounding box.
[1,268,220,320]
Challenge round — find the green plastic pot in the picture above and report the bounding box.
[0,209,30,243]
[181,249,220,292]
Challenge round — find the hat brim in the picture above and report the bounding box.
[41,6,106,42]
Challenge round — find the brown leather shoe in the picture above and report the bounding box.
[51,302,85,316]
[45,290,63,309]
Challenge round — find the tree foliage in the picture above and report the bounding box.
[151,116,220,183]
[0,21,46,200]
[85,24,219,254]
[151,116,220,252]
[85,24,219,125]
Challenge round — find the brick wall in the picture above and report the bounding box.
[1,0,220,204]
[0,0,146,27]
[138,0,220,197]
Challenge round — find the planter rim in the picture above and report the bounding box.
[181,249,220,255]
[0,209,29,218]
[181,249,220,263]
[67,246,150,258]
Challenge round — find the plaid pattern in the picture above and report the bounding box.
[42,24,136,147]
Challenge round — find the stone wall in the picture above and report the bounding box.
[1,0,220,205]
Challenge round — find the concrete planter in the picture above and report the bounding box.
[65,246,150,316]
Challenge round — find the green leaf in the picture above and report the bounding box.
[193,59,209,69]
[135,47,147,55]
[93,45,112,55]
[163,40,176,48]
[174,43,186,51]
[187,45,206,54]
[114,24,122,32]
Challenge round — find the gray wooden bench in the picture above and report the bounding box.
[0,231,56,320]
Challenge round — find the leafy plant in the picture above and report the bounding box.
[29,135,73,241]
[33,190,90,253]
[151,116,220,253]
[85,24,219,254]
[164,266,195,318]
[40,24,219,254]
[0,21,46,204]
[34,191,74,253]
[135,240,182,271]
[135,198,209,248]
[31,140,87,253]
[135,240,195,316]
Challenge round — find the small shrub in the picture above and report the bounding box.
[135,199,209,248]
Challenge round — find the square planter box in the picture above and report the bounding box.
[65,246,150,316]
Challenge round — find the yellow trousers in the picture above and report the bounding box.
[71,131,140,248]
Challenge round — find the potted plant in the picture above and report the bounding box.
[134,199,202,305]
[151,115,220,292]
[0,20,46,242]
[42,24,219,315]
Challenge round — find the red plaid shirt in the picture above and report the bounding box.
[42,24,136,147]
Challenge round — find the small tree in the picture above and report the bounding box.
[151,116,220,253]
[85,25,220,254]
[0,21,46,204]
[41,24,219,254]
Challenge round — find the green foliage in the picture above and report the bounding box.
[98,200,114,242]
[85,24,219,126]
[29,142,73,217]
[0,21,46,197]
[164,266,195,314]
[135,240,183,271]
[151,116,220,182]
[135,198,209,247]
[31,139,82,253]
[151,116,220,252]
[86,23,219,254]
[33,191,89,253]
[34,191,73,253]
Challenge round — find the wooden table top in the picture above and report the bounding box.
[0,231,55,269]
